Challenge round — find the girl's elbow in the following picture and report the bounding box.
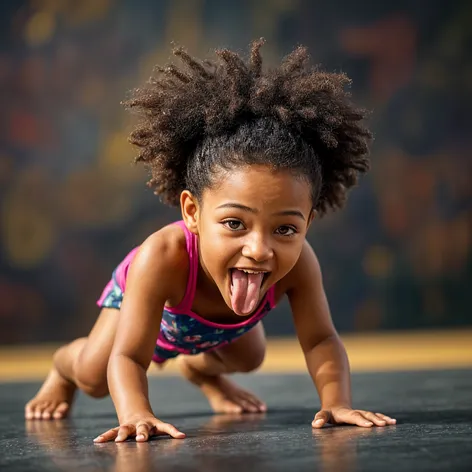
[304,332,343,353]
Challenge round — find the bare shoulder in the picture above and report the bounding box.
[275,239,321,299]
[139,223,188,266]
[128,223,189,304]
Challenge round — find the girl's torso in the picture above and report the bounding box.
[116,220,285,325]
[104,221,289,361]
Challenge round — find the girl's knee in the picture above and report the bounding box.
[225,348,266,373]
[78,379,108,398]
[239,352,265,372]
[75,367,109,398]
[73,351,109,398]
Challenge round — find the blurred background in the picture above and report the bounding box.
[0,0,470,345]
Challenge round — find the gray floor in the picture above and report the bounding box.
[1,369,471,471]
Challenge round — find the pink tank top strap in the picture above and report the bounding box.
[115,247,139,291]
[169,221,198,311]
[267,284,276,308]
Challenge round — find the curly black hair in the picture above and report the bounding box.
[123,39,372,215]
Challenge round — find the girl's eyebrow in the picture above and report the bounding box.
[216,202,305,221]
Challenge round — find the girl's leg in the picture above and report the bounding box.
[178,322,267,413]
[25,307,120,420]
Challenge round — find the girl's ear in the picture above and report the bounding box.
[180,190,200,234]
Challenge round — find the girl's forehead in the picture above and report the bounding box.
[204,165,312,208]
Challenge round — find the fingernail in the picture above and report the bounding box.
[364,421,373,426]
[93,436,102,442]
[314,419,323,425]
[136,434,144,440]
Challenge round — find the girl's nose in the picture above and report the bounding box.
[241,234,273,262]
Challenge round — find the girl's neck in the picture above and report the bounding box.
[196,246,222,300]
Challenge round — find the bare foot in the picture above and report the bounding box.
[25,367,76,420]
[178,356,267,414]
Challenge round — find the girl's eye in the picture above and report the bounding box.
[223,220,244,231]
[276,226,297,236]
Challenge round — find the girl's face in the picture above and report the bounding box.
[181,164,314,316]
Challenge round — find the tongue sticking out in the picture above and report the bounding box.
[230,269,264,315]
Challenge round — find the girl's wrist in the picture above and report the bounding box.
[321,402,352,411]
[118,409,156,424]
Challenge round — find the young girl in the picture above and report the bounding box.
[25,39,396,442]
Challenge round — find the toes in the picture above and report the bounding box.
[42,403,57,420]
[248,397,266,412]
[238,392,266,412]
[234,393,265,413]
[40,403,51,420]
[229,395,255,412]
[228,405,243,414]
[244,400,261,413]
[240,401,258,413]
[25,402,35,420]
[53,402,69,419]
[25,400,70,420]
[34,403,48,420]
[221,400,243,414]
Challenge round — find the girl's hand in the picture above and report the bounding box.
[312,406,396,428]
[93,414,186,443]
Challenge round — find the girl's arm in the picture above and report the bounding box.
[287,240,396,428]
[95,229,188,443]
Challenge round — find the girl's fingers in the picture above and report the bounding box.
[94,420,185,444]
[94,427,120,443]
[312,410,330,428]
[358,410,397,426]
[376,413,397,424]
[135,423,152,442]
[315,408,396,429]
[346,411,373,427]
[115,425,134,442]
[155,422,186,439]
[362,411,387,426]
